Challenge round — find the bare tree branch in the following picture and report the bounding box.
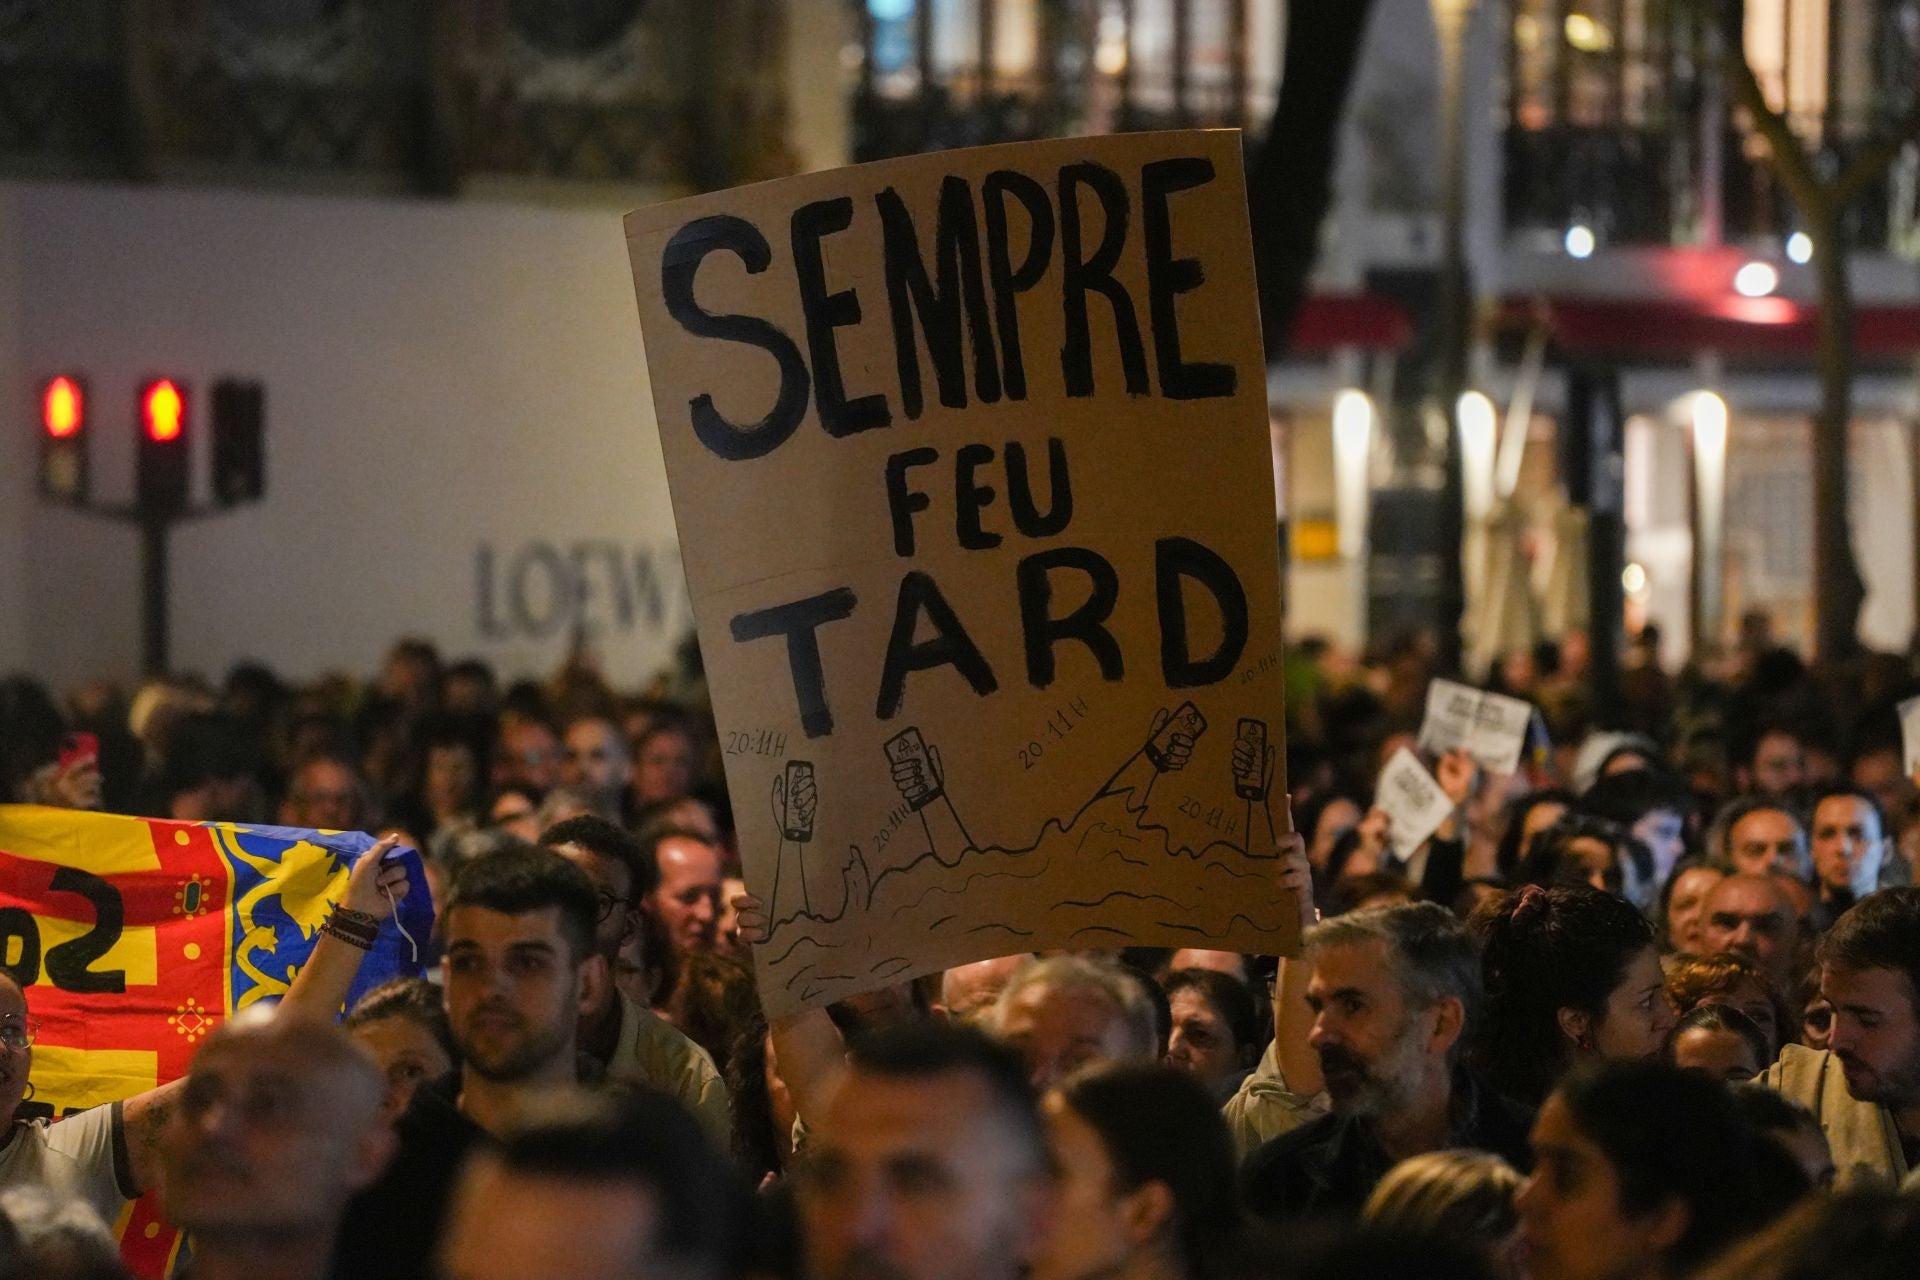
[1714,20,1826,213]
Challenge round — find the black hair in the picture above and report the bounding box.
[1496,789,1575,882]
[494,1088,751,1275]
[1474,885,1657,1106]
[1517,814,1645,897]
[1581,768,1694,829]
[161,710,261,798]
[446,842,598,964]
[1668,1003,1770,1075]
[0,676,64,802]
[1555,1060,1807,1271]
[1060,1063,1244,1278]
[1163,968,1262,1056]
[1819,888,1920,1016]
[345,976,458,1068]
[539,814,655,900]
[1807,786,1887,841]
[845,1022,1046,1172]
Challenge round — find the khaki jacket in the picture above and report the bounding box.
[604,989,734,1149]
[1760,1043,1910,1191]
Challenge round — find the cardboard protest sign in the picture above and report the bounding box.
[1418,678,1534,776]
[625,131,1293,1015]
[1375,748,1454,863]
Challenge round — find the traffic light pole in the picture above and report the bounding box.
[140,517,170,676]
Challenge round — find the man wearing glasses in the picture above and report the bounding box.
[540,815,731,1146]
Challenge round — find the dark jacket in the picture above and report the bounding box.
[1241,1070,1534,1221]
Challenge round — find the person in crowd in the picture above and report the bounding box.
[936,955,1034,1024]
[1663,951,1790,1058]
[641,824,728,1012]
[1162,968,1263,1104]
[486,783,544,843]
[630,717,700,809]
[1516,1060,1806,1280]
[561,713,632,821]
[343,976,457,1123]
[1243,903,1531,1220]
[418,714,489,840]
[1808,788,1889,932]
[157,710,263,822]
[494,715,563,794]
[0,1183,129,1279]
[1515,815,1641,901]
[1495,790,1574,884]
[439,1089,752,1280]
[797,1022,1055,1280]
[158,1010,394,1280]
[1032,1062,1243,1280]
[1700,873,1802,990]
[727,1018,797,1184]
[1167,949,1251,982]
[1362,1150,1522,1280]
[1667,1004,1771,1081]
[1796,969,1832,1052]
[1733,721,1809,798]
[334,843,607,1278]
[663,950,763,1081]
[1474,885,1674,1107]
[1579,769,1692,898]
[1761,887,1920,1189]
[1731,1086,1835,1190]
[993,955,1163,1091]
[441,659,498,719]
[1706,796,1808,878]
[538,815,732,1145]
[1657,858,1723,956]
[279,752,370,832]
[1692,1192,1920,1280]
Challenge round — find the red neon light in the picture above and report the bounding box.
[42,377,82,439]
[143,381,184,443]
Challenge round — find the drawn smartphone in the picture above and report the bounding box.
[1146,702,1207,769]
[884,728,943,810]
[57,731,98,772]
[1234,718,1268,800]
[782,760,816,842]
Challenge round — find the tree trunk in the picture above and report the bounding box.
[1810,203,1868,659]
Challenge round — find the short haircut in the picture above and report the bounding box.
[1669,1002,1770,1072]
[1495,789,1575,882]
[1163,968,1261,1054]
[993,955,1162,1060]
[1820,888,1920,1015]
[1580,768,1693,828]
[345,977,458,1068]
[635,823,721,879]
[1731,719,1805,772]
[1705,794,1805,864]
[1307,902,1482,1058]
[539,814,655,900]
[1556,1060,1807,1271]
[1809,785,1887,837]
[447,843,599,965]
[845,1022,1047,1173]
[1362,1149,1520,1253]
[1059,1063,1243,1275]
[1517,813,1640,896]
[491,1088,750,1276]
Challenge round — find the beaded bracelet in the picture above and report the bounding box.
[320,921,374,952]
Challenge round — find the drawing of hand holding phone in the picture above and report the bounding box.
[886,728,976,863]
[1232,718,1282,856]
[768,762,818,925]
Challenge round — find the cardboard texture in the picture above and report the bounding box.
[625,130,1293,1015]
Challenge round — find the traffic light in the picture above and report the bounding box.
[137,378,190,517]
[38,374,88,505]
[211,379,265,506]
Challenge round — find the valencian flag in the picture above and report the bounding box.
[0,805,434,1276]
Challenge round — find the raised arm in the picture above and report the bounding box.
[281,834,409,1020]
[734,891,848,1125]
[1269,826,1324,1096]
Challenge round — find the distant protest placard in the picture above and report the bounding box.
[625,130,1293,1015]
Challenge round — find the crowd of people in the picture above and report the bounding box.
[5,621,1920,1278]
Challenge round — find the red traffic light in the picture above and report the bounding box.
[142,380,184,443]
[42,376,83,438]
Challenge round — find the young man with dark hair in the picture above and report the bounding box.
[798,1023,1055,1280]
[335,842,609,1279]
[1707,795,1809,878]
[1733,721,1809,799]
[539,815,731,1145]
[440,1089,752,1280]
[1762,887,1920,1189]
[1808,787,1892,933]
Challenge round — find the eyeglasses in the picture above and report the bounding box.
[594,890,627,923]
[0,1019,39,1052]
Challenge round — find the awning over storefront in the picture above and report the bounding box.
[1289,293,1415,352]
[1500,296,1920,359]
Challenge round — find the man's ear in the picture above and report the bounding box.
[578,952,610,1018]
[1429,996,1466,1058]
[1119,1180,1177,1247]
[1556,1006,1593,1053]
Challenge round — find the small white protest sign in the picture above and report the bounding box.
[1418,678,1534,776]
[1375,747,1455,863]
